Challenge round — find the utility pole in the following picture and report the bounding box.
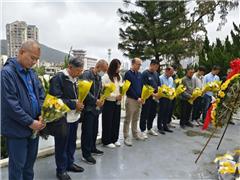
[108,48,111,62]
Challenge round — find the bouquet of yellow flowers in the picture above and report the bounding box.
[119,80,131,96]
[174,84,186,98]
[78,80,93,103]
[188,88,203,104]
[157,84,175,100]
[141,85,154,102]
[32,94,71,139]
[117,80,131,105]
[100,82,116,101]
[202,81,221,93]
[174,78,182,85]
[41,94,71,123]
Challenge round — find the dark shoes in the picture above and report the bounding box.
[164,128,173,133]
[167,124,176,128]
[92,149,104,156]
[158,130,166,135]
[82,156,96,165]
[67,163,84,173]
[56,172,71,180]
[185,122,194,128]
[180,125,186,129]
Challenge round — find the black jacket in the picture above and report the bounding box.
[79,69,102,116]
[49,71,78,110]
[41,70,79,137]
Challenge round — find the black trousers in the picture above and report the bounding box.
[167,98,175,124]
[81,111,99,158]
[140,98,157,132]
[157,98,171,130]
[102,101,121,145]
[180,100,192,126]
[192,96,203,121]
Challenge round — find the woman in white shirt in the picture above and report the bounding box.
[101,59,122,148]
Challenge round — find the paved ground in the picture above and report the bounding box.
[1,113,240,180]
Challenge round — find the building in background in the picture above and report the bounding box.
[72,49,97,69]
[27,25,39,40]
[6,21,39,57]
[45,66,62,76]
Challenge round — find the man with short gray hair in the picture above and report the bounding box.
[45,56,85,180]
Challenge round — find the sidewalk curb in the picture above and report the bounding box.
[0,137,102,168]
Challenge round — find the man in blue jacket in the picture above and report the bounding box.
[1,40,45,180]
[139,60,160,139]
[123,58,144,146]
[45,57,84,180]
[45,57,85,180]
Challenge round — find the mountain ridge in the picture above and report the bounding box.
[1,39,68,63]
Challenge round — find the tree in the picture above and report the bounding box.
[118,0,238,66]
[118,1,201,65]
[34,66,45,76]
[190,1,239,31]
[63,55,70,69]
[199,23,240,79]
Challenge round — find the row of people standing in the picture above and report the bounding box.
[179,65,221,129]
[1,38,222,180]
[47,58,221,180]
[104,58,177,148]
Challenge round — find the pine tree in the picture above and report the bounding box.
[118,1,203,65]
[199,23,240,79]
[118,1,239,66]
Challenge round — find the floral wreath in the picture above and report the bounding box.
[203,58,240,130]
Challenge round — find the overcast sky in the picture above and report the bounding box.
[1,0,239,62]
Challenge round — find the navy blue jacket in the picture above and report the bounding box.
[1,58,45,138]
[124,70,143,100]
[141,70,160,92]
[49,71,78,111]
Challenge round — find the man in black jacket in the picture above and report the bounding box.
[46,57,85,180]
[80,59,108,165]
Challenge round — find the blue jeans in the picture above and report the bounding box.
[202,94,212,122]
[7,137,39,180]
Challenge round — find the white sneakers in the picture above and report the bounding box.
[124,137,133,146]
[148,129,158,136]
[104,143,116,148]
[104,141,121,148]
[141,132,148,139]
[114,141,121,147]
[134,134,145,140]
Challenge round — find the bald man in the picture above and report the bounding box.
[79,59,108,165]
[1,40,45,180]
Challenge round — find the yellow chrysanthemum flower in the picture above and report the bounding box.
[218,91,225,98]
